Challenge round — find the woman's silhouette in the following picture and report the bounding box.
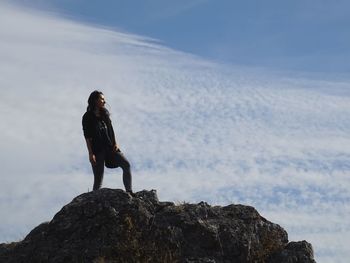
[82,90,133,194]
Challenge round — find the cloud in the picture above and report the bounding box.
[0,2,350,262]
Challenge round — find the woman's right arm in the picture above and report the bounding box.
[82,113,97,166]
[85,138,96,166]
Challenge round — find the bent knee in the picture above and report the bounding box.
[121,160,131,169]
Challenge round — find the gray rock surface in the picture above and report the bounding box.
[0,188,316,262]
[268,240,316,263]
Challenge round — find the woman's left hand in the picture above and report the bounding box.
[113,144,120,152]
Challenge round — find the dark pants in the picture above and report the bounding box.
[91,150,132,192]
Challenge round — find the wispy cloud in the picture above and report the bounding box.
[0,3,349,262]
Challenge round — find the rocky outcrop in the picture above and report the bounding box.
[0,188,316,262]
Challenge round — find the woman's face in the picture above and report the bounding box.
[96,94,106,109]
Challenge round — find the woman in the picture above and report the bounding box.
[82,90,133,194]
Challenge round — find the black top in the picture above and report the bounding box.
[82,111,116,154]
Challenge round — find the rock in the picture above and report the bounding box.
[0,188,316,263]
[268,240,316,263]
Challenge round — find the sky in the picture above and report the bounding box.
[7,0,350,74]
[0,1,350,263]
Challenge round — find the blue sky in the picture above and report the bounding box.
[11,0,350,74]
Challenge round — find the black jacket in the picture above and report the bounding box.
[82,111,116,154]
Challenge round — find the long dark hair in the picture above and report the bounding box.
[87,90,111,122]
